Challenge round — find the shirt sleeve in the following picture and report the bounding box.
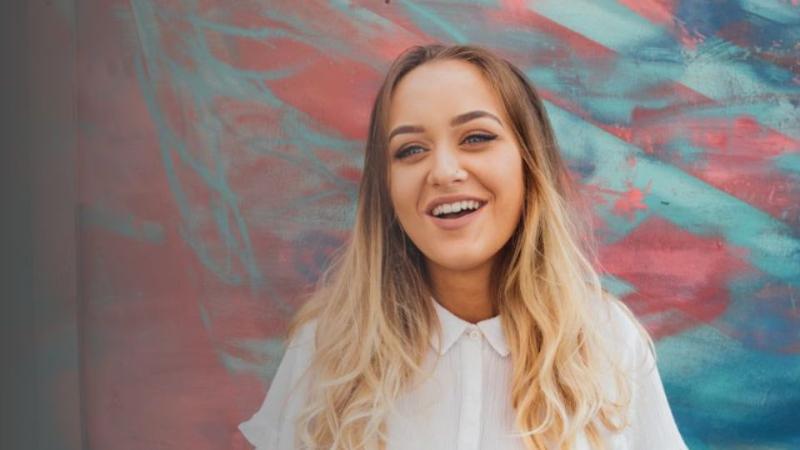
[608,302,688,450]
[238,323,316,450]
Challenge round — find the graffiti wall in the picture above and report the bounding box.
[69,0,800,449]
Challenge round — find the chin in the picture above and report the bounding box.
[424,247,495,273]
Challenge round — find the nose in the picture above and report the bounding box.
[427,145,467,187]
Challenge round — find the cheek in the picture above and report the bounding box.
[388,168,419,217]
[485,149,525,207]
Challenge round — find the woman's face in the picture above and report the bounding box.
[386,59,525,274]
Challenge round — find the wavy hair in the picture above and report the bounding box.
[289,44,647,450]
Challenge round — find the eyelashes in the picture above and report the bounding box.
[393,133,497,160]
[394,145,426,160]
[463,133,497,146]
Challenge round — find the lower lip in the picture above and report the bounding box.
[428,205,485,230]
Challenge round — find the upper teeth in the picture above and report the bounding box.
[432,200,481,217]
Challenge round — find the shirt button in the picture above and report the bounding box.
[468,328,481,340]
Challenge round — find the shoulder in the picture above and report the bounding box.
[587,293,640,338]
[238,320,318,449]
[287,319,317,351]
[279,319,318,383]
[587,293,655,373]
[587,295,688,449]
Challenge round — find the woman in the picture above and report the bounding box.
[239,44,687,450]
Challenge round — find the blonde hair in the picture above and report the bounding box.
[289,44,648,450]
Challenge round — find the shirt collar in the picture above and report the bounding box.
[431,299,510,357]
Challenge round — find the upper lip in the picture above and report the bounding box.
[424,195,488,216]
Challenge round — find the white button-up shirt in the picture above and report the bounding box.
[239,300,688,449]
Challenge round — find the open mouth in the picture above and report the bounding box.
[438,209,475,219]
[429,200,487,220]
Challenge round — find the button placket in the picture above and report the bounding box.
[457,326,483,450]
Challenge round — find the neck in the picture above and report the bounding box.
[427,259,496,323]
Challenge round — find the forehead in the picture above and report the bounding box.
[388,59,506,126]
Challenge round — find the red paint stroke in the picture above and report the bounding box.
[714,20,800,78]
[600,217,752,339]
[207,0,432,75]
[593,86,715,153]
[208,33,318,73]
[206,32,381,139]
[214,97,283,132]
[612,181,651,219]
[691,116,797,158]
[628,112,800,226]
[618,0,707,49]
[154,12,198,71]
[595,80,800,227]
[221,8,308,35]
[154,81,201,144]
[581,183,612,207]
[675,20,708,50]
[336,165,363,184]
[716,20,753,48]
[584,182,649,222]
[265,52,380,140]
[629,81,717,125]
[80,223,258,450]
[212,34,380,139]
[203,5,405,140]
[493,0,615,59]
[533,81,719,162]
[618,0,678,26]
[352,1,444,60]
[78,82,176,219]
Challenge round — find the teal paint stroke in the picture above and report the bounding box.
[657,324,800,448]
[528,0,800,140]
[531,0,665,52]
[255,5,405,74]
[401,0,469,44]
[222,338,285,382]
[131,0,262,288]
[79,204,165,244]
[129,0,363,294]
[738,0,800,26]
[775,153,800,176]
[600,274,637,298]
[548,100,800,285]
[723,274,799,354]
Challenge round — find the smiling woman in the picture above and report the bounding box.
[387,59,525,323]
[239,44,688,450]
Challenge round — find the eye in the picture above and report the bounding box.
[394,145,426,160]
[462,133,497,145]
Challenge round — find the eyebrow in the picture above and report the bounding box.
[387,110,503,142]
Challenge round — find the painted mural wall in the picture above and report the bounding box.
[73,0,799,449]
